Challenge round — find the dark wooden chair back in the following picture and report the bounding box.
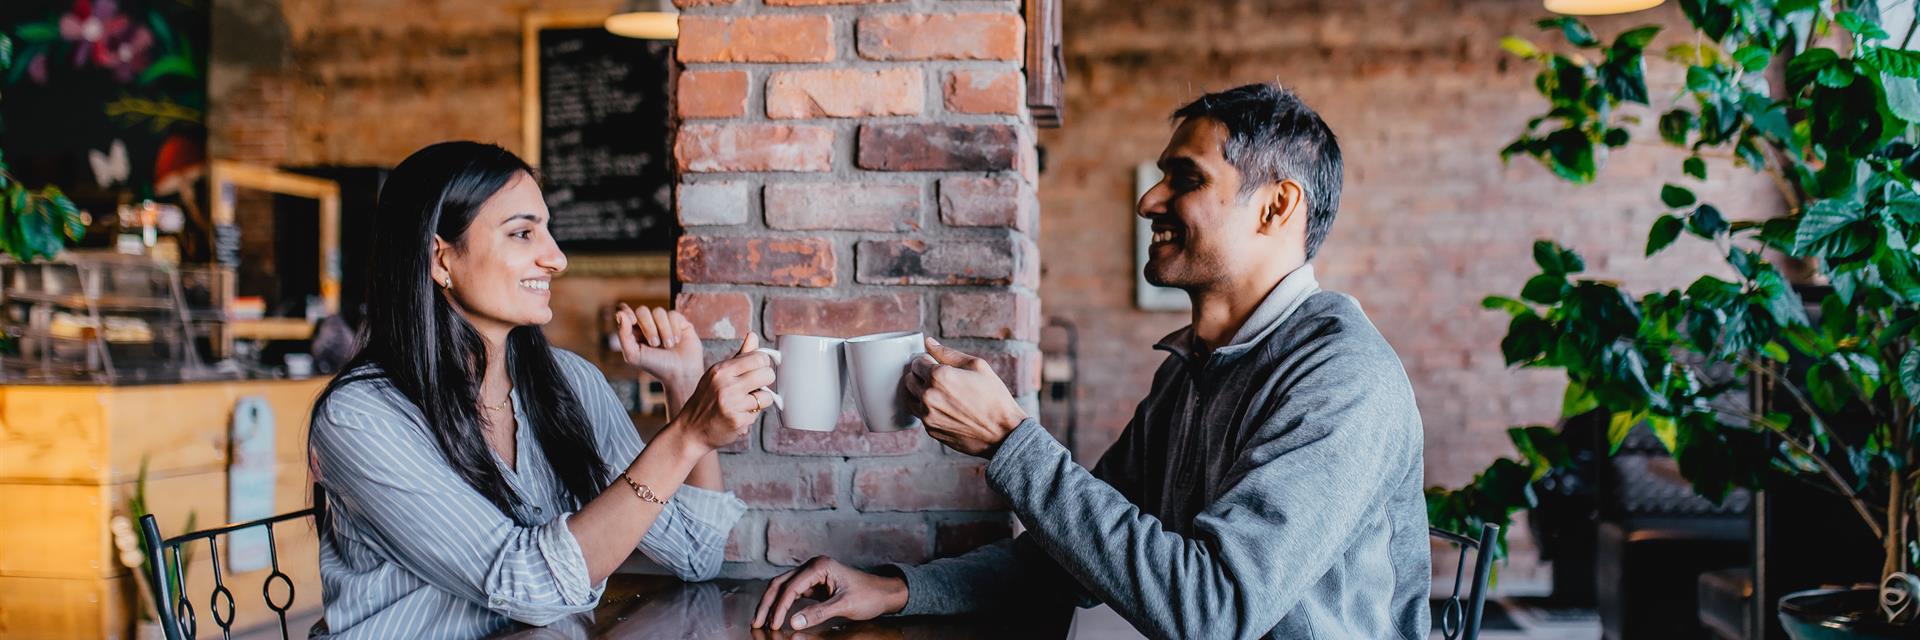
[137,488,324,640]
[1431,523,1500,640]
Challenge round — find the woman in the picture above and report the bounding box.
[307,141,771,638]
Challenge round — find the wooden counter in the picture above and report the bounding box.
[0,378,328,639]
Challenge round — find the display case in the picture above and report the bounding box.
[0,252,232,383]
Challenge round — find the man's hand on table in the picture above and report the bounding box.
[753,556,909,631]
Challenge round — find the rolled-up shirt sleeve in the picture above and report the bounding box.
[558,351,745,582]
[311,400,601,626]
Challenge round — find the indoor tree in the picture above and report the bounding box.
[1428,0,1920,625]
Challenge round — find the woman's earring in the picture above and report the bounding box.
[442,275,453,290]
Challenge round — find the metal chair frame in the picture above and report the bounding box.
[137,490,323,640]
[1431,523,1500,640]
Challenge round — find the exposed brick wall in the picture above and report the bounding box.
[1041,0,1783,589]
[209,0,647,355]
[208,0,1787,590]
[672,0,1035,576]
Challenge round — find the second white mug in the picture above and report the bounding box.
[845,331,927,433]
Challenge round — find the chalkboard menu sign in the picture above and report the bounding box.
[523,14,674,254]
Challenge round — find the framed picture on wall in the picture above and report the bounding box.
[1135,162,1190,312]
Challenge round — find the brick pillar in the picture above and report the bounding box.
[672,0,1040,575]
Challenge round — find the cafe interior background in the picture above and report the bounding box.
[2,0,1908,638]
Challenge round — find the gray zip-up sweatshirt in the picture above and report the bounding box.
[894,265,1431,639]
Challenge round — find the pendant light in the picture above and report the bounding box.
[1544,0,1665,16]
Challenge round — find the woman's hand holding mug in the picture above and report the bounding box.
[672,333,777,451]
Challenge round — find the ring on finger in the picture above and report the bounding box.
[749,390,767,413]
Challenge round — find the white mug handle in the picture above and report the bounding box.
[753,347,785,409]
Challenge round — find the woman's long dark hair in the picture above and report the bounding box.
[314,141,608,519]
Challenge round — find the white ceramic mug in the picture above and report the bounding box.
[755,335,845,432]
[845,331,927,432]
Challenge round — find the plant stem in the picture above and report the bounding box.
[1902,3,1920,50]
[1734,355,1886,539]
[1783,430,1887,539]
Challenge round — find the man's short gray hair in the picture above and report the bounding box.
[1171,83,1344,260]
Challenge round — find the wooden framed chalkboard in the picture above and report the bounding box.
[522,11,675,260]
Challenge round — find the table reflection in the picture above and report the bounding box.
[490,575,1072,640]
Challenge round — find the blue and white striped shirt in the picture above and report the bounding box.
[307,349,746,639]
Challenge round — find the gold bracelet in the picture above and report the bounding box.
[620,473,668,505]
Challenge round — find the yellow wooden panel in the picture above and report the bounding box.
[0,386,109,484]
[0,574,127,640]
[0,378,326,484]
[0,482,111,578]
[0,571,320,640]
[0,469,318,580]
[103,379,328,484]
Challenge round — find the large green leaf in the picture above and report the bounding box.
[1756,269,1809,327]
[1688,205,1729,238]
[1522,273,1568,304]
[1807,361,1848,413]
[1890,188,1920,224]
[1510,426,1574,481]
[1607,410,1646,454]
[1538,16,1600,48]
[1482,295,1531,316]
[1648,414,1680,453]
[1684,156,1708,180]
[1648,214,1684,256]
[1679,0,1735,42]
[1532,240,1586,275]
[1687,275,1745,308]
[1563,381,1600,417]
[1860,47,1920,78]
[1501,36,1543,59]
[1901,349,1920,402]
[1666,43,1720,67]
[1733,45,1770,71]
[14,23,55,43]
[1881,75,1920,123]
[1502,314,1551,365]
[1545,128,1600,182]
[1615,25,1661,50]
[1662,184,1697,208]
[1660,110,1697,145]
[1686,65,1723,93]
[1838,11,1889,40]
[1817,62,1859,89]
[1789,48,1842,90]
[1794,199,1867,255]
[136,55,199,86]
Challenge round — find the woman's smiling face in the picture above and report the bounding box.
[434,171,568,337]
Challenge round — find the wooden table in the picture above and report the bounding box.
[490,575,1074,639]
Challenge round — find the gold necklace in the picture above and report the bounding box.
[483,394,512,413]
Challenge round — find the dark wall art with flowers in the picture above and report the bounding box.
[1,0,207,258]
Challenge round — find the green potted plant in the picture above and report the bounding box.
[110,457,195,640]
[1427,1,1920,635]
[0,32,85,262]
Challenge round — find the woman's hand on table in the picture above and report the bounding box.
[669,332,774,451]
[614,304,703,393]
[753,556,909,631]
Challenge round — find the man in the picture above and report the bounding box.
[752,83,1431,639]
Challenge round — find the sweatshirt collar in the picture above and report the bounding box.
[1154,263,1321,361]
